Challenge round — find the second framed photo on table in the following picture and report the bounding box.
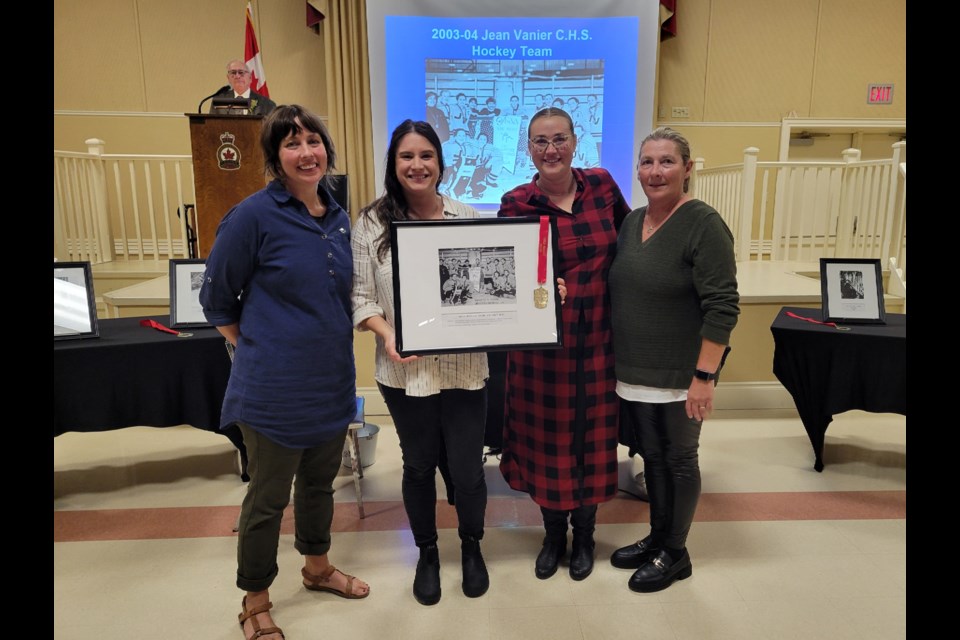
[391,216,563,356]
[819,258,886,325]
[169,259,210,328]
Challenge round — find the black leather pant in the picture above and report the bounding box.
[623,400,702,550]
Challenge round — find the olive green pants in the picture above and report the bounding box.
[235,423,348,592]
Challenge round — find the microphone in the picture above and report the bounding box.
[197,85,231,114]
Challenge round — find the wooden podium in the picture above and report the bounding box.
[186,113,267,258]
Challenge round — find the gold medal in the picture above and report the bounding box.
[534,286,549,309]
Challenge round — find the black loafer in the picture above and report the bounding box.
[628,549,692,593]
[535,538,567,580]
[569,539,595,581]
[610,535,659,569]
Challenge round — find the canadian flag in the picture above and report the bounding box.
[244,2,270,97]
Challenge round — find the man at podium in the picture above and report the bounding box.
[210,59,276,116]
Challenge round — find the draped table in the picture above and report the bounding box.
[54,315,247,478]
[771,306,906,471]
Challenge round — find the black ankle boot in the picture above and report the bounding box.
[413,544,441,605]
[569,535,595,581]
[461,536,489,597]
[535,536,566,579]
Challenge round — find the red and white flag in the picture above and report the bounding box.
[244,2,270,97]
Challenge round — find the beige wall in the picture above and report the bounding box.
[54,0,906,157]
[655,0,905,160]
[54,0,327,153]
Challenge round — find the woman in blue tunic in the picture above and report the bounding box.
[201,104,369,640]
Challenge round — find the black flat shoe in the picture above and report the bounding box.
[628,549,692,593]
[569,538,595,581]
[610,535,659,569]
[535,537,566,580]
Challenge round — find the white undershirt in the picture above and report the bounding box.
[616,380,688,403]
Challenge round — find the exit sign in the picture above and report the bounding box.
[867,84,894,104]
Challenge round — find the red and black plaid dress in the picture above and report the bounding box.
[498,167,631,511]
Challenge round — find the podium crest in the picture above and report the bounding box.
[217,132,242,171]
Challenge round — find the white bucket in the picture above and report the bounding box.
[342,422,379,469]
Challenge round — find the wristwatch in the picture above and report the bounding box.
[693,368,718,382]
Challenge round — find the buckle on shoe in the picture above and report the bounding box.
[651,556,666,571]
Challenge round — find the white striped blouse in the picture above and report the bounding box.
[351,195,489,397]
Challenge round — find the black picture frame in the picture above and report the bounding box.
[391,216,563,356]
[819,258,886,324]
[169,259,211,328]
[54,261,99,340]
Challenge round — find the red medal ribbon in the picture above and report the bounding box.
[139,318,183,336]
[785,311,840,329]
[537,215,549,286]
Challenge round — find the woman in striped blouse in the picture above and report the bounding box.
[351,119,490,607]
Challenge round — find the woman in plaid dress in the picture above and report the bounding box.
[498,108,630,582]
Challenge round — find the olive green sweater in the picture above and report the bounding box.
[609,199,740,389]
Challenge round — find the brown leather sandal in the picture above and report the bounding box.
[302,565,370,599]
[238,596,285,639]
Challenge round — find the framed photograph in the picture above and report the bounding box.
[820,258,886,324]
[169,259,210,328]
[391,217,563,356]
[54,261,99,340]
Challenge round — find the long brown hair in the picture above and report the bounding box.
[358,120,446,261]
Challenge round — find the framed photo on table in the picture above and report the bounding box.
[169,259,210,328]
[391,216,563,356]
[819,258,886,324]
[54,261,99,340]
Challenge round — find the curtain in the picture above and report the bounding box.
[307,0,377,219]
[660,0,677,40]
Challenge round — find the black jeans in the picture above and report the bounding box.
[379,383,488,547]
[623,400,702,550]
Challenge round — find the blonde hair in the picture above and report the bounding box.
[640,127,692,193]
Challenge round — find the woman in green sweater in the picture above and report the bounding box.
[608,127,740,593]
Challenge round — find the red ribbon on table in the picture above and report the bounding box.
[537,215,549,286]
[785,311,847,330]
[139,318,184,336]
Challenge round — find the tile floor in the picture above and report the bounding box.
[53,409,906,640]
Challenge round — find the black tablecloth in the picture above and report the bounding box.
[54,316,245,473]
[771,306,906,471]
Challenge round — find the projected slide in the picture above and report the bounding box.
[383,16,639,208]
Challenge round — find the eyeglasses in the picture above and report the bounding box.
[227,69,250,77]
[529,134,573,154]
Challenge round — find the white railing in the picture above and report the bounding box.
[56,138,906,289]
[693,142,906,270]
[54,139,196,263]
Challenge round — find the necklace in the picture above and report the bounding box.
[645,211,672,233]
[537,174,576,199]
